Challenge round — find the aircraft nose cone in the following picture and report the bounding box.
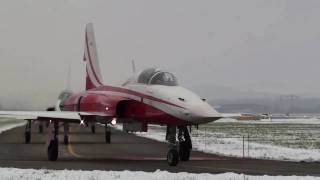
[190,103,222,124]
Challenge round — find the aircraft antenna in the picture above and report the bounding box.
[132,59,136,74]
[66,64,71,90]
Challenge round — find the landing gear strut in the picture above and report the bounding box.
[165,125,192,166]
[47,121,59,161]
[166,125,179,166]
[91,124,96,134]
[178,126,192,161]
[105,125,111,144]
[38,122,44,134]
[24,120,32,144]
[63,123,69,145]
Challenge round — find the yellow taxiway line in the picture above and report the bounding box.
[67,135,85,158]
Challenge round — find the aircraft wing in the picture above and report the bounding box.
[0,111,113,123]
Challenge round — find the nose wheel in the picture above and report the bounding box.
[165,125,192,166]
[178,126,192,161]
[167,149,179,166]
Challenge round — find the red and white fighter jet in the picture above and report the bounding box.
[0,23,222,166]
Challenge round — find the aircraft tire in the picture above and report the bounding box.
[25,131,31,144]
[91,125,96,134]
[105,131,111,144]
[179,142,191,161]
[48,138,58,161]
[167,149,179,166]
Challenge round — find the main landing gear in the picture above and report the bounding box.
[47,121,59,161]
[91,124,96,134]
[24,120,32,144]
[105,125,111,144]
[166,125,192,166]
[63,123,69,145]
[38,122,44,134]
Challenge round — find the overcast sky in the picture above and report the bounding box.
[0,0,320,109]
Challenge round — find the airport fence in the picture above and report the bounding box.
[197,128,320,159]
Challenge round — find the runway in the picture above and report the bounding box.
[0,124,319,176]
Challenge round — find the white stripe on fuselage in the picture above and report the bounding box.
[88,87,186,121]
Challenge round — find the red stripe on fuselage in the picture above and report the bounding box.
[93,85,185,109]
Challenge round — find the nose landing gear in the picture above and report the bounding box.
[178,126,192,161]
[166,125,192,166]
[166,125,179,166]
[167,148,179,166]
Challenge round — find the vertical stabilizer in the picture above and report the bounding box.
[83,23,103,90]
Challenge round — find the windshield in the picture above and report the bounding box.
[149,72,178,86]
[137,68,157,84]
[137,68,178,86]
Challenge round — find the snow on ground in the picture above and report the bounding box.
[190,131,320,162]
[217,118,320,124]
[0,168,319,180]
[115,118,320,162]
[0,119,26,134]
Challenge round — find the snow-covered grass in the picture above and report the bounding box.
[0,168,319,180]
[0,118,26,134]
[117,118,320,162]
[218,118,320,124]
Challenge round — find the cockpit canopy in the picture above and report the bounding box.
[137,68,178,86]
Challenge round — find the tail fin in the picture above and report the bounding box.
[83,23,103,90]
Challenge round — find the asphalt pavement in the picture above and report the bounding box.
[0,124,319,176]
